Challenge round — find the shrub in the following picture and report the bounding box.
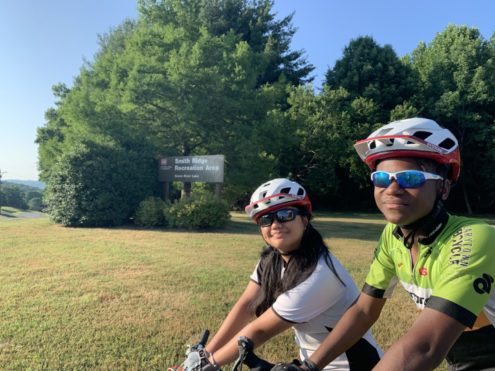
[134,197,168,227]
[165,196,230,229]
[44,141,156,227]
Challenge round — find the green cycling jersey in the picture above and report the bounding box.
[363,214,495,328]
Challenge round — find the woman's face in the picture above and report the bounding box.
[259,208,308,257]
[374,158,445,227]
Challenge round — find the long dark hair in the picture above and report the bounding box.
[251,223,339,317]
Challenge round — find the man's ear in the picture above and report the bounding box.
[440,180,452,201]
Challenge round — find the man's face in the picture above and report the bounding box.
[373,158,444,226]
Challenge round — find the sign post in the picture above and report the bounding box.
[158,155,225,200]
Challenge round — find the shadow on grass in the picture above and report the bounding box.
[89,211,494,243]
[225,213,385,241]
[105,213,387,241]
[223,218,259,235]
[313,211,385,221]
[313,220,385,241]
[108,218,260,235]
[0,212,17,218]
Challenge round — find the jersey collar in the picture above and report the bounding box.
[392,202,449,246]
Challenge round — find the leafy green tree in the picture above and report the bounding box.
[120,1,312,200]
[0,185,28,210]
[120,27,269,198]
[36,84,70,181]
[37,20,144,180]
[279,85,382,209]
[26,190,42,201]
[390,101,421,121]
[325,36,417,122]
[27,197,43,211]
[407,25,495,212]
[37,0,312,218]
[138,0,314,86]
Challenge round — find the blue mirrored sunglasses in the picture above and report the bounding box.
[371,170,443,189]
[258,208,301,227]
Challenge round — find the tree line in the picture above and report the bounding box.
[0,182,44,211]
[36,0,495,226]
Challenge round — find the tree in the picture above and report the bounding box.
[138,0,314,86]
[119,0,313,200]
[265,86,380,210]
[325,36,417,122]
[407,25,495,213]
[27,197,43,211]
[36,84,70,181]
[0,185,28,210]
[37,0,312,219]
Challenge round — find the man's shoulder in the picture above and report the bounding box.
[445,215,495,238]
[439,215,495,258]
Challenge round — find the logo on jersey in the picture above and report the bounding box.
[418,267,428,276]
[473,273,494,294]
[449,227,473,267]
[408,291,427,306]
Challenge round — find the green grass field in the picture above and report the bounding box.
[2,210,485,370]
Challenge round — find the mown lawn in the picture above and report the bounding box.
[0,211,467,370]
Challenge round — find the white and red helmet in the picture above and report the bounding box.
[245,178,312,220]
[354,117,461,182]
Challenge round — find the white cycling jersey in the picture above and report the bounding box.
[250,252,382,371]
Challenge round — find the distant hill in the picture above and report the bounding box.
[3,180,46,190]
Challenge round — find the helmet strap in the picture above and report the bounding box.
[396,197,448,249]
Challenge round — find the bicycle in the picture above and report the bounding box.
[170,329,274,371]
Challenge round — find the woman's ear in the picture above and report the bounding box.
[302,216,309,228]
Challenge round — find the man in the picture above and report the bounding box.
[276,118,495,370]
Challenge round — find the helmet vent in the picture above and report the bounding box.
[439,138,455,150]
[413,131,432,140]
[280,187,291,194]
[297,188,304,196]
[386,139,394,147]
[369,141,376,149]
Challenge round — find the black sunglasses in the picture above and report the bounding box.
[258,208,302,227]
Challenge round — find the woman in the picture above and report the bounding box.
[179,178,381,371]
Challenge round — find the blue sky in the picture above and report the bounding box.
[1,1,494,181]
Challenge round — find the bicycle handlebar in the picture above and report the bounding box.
[179,330,274,371]
[233,336,274,371]
[197,329,210,349]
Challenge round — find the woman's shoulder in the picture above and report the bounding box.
[314,252,357,286]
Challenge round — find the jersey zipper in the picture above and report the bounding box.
[408,248,416,285]
[409,244,427,286]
